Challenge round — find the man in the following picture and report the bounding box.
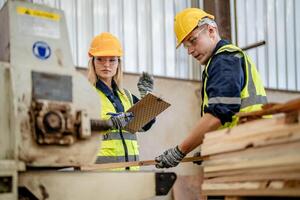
[155,8,267,168]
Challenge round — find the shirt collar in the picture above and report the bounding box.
[95,79,119,96]
[211,39,230,56]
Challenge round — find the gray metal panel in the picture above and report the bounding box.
[32,72,72,102]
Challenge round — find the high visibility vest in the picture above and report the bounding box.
[96,88,139,170]
[202,44,268,129]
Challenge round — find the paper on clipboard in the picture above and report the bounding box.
[124,93,171,133]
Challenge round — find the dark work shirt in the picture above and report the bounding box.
[202,40,245,125]
[96,80,155,131]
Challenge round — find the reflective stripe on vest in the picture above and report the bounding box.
[202,44,267,128]
[102,131,137,141]
[96,155,139,163]
[95,88,139,170]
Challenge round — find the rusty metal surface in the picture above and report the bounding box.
[204,0,231,41]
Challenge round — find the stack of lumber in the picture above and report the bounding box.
[201,98,300,197]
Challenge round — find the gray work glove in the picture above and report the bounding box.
[155,146,186,168]
[137,72,154,98]
[107,112,134,130]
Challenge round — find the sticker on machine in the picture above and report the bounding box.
[32,41,51,60]
[17,6,60,39]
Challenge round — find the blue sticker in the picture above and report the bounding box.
[32,41,51,60]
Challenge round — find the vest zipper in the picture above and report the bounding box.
[118,128,130,170]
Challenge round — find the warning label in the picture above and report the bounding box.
[17,6,60,21]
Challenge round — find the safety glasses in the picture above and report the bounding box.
[183,27,206,49]
[94,57,119,65]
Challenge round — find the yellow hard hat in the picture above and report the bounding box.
[88,32,123,57]
[174,8,214,48]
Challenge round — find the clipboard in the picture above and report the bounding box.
[124,93,171,133]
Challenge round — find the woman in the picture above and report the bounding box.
[87,32,154,170]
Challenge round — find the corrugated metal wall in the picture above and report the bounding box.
[231,0,300,91]
[1,0,299,91]
[0,0,202,79]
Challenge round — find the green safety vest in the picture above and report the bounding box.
[202,44,268,129]
[96,88,139,170]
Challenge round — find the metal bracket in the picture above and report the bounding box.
[155,172,177,196]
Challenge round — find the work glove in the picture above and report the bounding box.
[155,146,186,168]
[192,151,202,165]
[107,112,134,130]
[137,72,154,98]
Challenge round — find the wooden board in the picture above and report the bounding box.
[237,97,300,118]
[204,172,300,183]
[201,123,300,156]
[204,164,300,178]
[80,156,204,171]
[202,188,300,197]
[124,93,170,133]
[202,142,300,173]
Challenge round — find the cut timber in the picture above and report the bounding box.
[203,142,300,173]
[201,120,300,156]
[237,97,300,119]
[204,164,300,178]
[204,172,300,183]
[80,156,204,171]
[202,180,300,196]
[203,116,288,142]
[202,189,300,197]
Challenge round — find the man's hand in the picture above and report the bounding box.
[155,146,186,168]
[107,112,134,130]
[137,72,154,98]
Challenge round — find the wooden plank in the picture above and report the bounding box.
[80,156,205,171]
[237,98,300,118]
[203,117,287,142]
[202,180,300,191]
[201,124,300,156]
[224,197,246,200]
[203,142,300,173]
[202,189,300,197]
[204,172,300,183]
[203,116,297,145]
[204,165,300,178]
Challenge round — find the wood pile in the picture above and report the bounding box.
[201,98,300,197]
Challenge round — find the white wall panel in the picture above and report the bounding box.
[296,0,300,90]
[136,0,151,73]
[233,0,300,91]
[286,0,296,90]
[164,0,176,77]
[60,0,78,65]
[151,0,165,76]
[123,0,138,72]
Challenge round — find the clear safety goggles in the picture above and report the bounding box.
[94,57,119,65]
[183,18,217,49]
